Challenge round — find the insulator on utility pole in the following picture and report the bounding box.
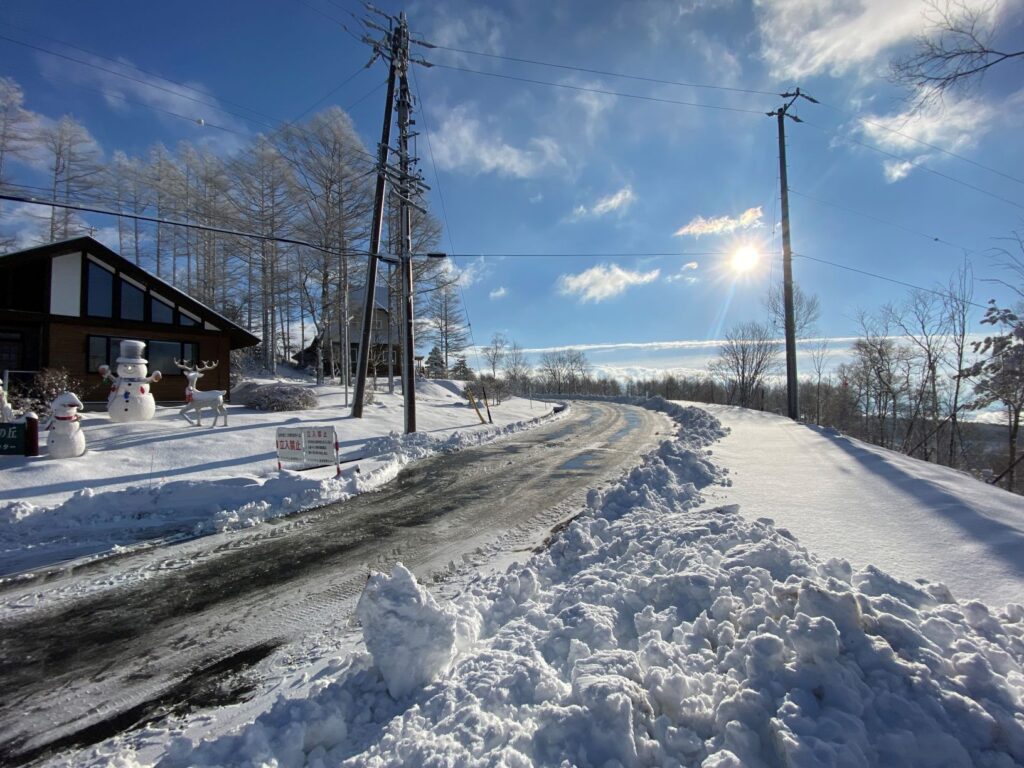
[768,87,815,422]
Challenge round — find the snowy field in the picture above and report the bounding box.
[699,404,1024,608]
[66,398,1024,768]
[0,378,557,579]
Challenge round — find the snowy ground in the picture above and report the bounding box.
[0,378,557,579]
[698,404,1024,608]
[62,398,1024,768]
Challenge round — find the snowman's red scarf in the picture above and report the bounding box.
[54,414,78,420]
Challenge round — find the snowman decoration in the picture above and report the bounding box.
[98,339,162,422]
[46,391,86,458]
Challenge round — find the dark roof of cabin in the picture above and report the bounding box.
[0,236,261,348]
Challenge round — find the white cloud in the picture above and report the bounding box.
[429,105,566,178]
[674,206,762,237]
[489,286,507,300]
[571,185,636,220]
[557,263,660,303]
[754,0,1011,80]
[666,261,700,283]
[529,192,544,204]
[854,89,1010,182]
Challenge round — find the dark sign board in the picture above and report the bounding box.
[0,423,26,455]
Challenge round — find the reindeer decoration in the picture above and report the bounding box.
[175,359,228,427]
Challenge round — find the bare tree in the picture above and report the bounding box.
[891,0,1023,107]
[766,281,821,339]
[502,341,531,392]
[422,281,469,373]
[710,322,780,408]
[944,260,975,465]
[41,115,102,241]
[481,332,508,377]
[0,78,34,189]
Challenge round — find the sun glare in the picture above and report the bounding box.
[731,245,760,273]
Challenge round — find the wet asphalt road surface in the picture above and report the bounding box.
[0,400,667,765]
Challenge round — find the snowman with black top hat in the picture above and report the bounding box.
[99,339,162,422]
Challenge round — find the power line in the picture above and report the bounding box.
[0,34,283,132]
[0,192,370,259]
[803,119,1024,212]
[787,188,979,253]
[429,63,769,115]
[425,44,778,97]
[1,191,994,311]
[793,251,989,310]
[1,24,287,126]
[816,99,1024,188]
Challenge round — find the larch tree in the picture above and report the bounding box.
[422,280,469,374]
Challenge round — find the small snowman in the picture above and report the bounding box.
[99,339,162,422]
[46,391,86,458]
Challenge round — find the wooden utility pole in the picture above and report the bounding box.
[395,12,417,434]
[768,87,816,422]
[352,9,432,432]
[351,36,397,418]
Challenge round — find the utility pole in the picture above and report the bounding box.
[768,87,816,422]
[395,12,417,434]
[352,8,433,432]
[351,23,397,419]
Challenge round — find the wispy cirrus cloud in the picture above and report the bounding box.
[489,286,507,300]
[34,50,248,155]
[570,185,636,220]
[557,263,660,302]
[674,206,762,237]
[754,0,1015,81]
[429,105,566,178]
[854,89,1013,182]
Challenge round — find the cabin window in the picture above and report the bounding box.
[86,262,113,318]
[179,311,198,327]
[147,340,181,374]
[151,295,174,324]
[120,279,145,321]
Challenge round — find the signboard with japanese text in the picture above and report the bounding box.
[275,426,340,474]
[0,423,25,455]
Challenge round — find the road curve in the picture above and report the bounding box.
[0,400,668,765]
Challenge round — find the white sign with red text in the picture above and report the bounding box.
[275,426,340,474]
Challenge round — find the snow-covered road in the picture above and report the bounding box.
[0,401,668,765]
[699,404,1024,607]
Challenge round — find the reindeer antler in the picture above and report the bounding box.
[195,360,219,372]
[174,358,196,371]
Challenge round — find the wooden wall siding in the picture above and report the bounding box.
[47,320,232,403]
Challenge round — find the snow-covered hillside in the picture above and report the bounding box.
[83,399,1024,768]
[699,404,1024,608]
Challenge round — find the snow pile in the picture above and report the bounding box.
[152,402,1024,768]
[356,564,459,699]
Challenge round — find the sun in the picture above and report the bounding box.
[730,245,760,273]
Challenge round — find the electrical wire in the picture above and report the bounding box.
[816,99,1024,188]
[792,252,989,310]
[802,119,1024,212]
[0,23,286,125]
[0,191,995,312]
[426,44,778,97]
[429,63,769,116]
[787,188,978,253]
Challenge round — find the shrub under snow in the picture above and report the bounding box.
[234,381,318,412]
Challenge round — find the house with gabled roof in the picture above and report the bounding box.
[0,236,260,403]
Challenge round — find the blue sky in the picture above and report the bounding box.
[2,0,1023,379]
